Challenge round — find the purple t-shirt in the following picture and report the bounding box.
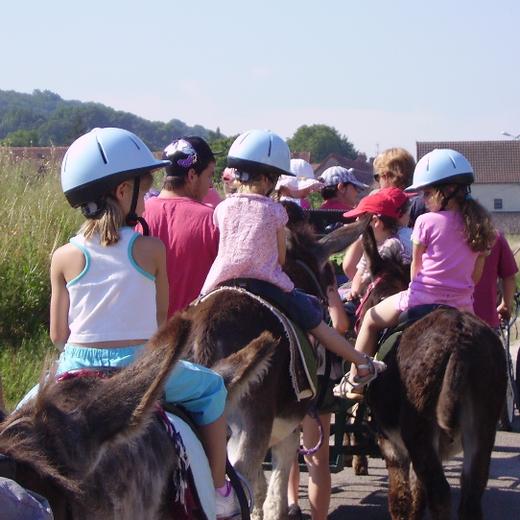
[202,193,294,294]
[408,210,479,309]
[474,232,518,327]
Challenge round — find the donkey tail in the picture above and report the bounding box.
[436,350,466,433]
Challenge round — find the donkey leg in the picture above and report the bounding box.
[264,430,299,520]
[458,406,498,520]
[409,465,427,520]
[403,423,451,520]
[351,402,368,475]
[229,428,270,520]
[380,437,412,520]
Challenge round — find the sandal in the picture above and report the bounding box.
[332,356,386,400]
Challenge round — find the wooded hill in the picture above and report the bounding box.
[0,89,222,150]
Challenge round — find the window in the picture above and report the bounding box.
[494,198,503,210]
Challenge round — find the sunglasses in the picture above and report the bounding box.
[373,172,392,183]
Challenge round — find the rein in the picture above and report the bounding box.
[294,259,328,305]
[354,276,383,335]
[291,260,329,456]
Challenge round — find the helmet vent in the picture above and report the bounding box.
[448,155,457,168]
[96,138,108,165]
[129,137,141,150]
[267,136,272,157]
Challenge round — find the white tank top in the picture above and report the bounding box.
[67,227,157,343]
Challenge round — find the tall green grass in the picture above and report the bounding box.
[0,148,81,409]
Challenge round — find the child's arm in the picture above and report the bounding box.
[342,236,363,279]
[410,241,426,281]
[327,285,349,334]
[277,227,286,266]
[49,249,71,350]
[349,267,364,299]
[134,236,169,327]
[498,274,517,322]
[153,241,169,328]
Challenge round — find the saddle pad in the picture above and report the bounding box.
[197,287,317,401]
[375,330,402,362]
[166,412,216,520]
[375,304,453,362]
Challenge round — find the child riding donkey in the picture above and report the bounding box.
[201,129,386,388]
[335,148,496,400]
[19,128,240,519]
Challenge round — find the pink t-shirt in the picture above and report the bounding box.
[202,193,294,294]
[474,232,518,327]
[143,196,219,317]
[202,187,223,208]
[319,199,352,211]
[398,210,478,311]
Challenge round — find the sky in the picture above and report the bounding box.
[2,0,520,158]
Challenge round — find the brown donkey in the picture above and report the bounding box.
[359,226,507,520]
[0,314,276,519]
[182,217,368,520]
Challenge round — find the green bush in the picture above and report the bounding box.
[0,326,55,411]
[0,148,81,345]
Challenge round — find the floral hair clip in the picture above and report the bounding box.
[163,139,198,168]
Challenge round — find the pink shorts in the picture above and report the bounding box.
[396,287,474,314]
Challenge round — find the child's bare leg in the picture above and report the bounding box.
[303,413,331,520]
[350,293,401,383]
[199,413,228,487]
[288,455,300,507]
[310,322,367,367]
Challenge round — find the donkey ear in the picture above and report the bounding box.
[362,225,384,276]
[315,216,371,266]
[83,313,192,445]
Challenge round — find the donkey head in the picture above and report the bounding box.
[282,201,370,302]
[0,313,192,517]
[356,225,410,321]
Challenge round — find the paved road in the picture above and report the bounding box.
[292,340,520,519]
[293,429,520,519]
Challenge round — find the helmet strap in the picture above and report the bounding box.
[125,177,150,236]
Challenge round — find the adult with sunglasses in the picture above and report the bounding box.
[142,137,219,317]
[342,148,416,280]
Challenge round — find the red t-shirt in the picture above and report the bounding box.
[143,196,219,317]
[473,233,518,328]
[319,199,353,211]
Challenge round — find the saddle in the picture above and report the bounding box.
[199,279,318,401]
[375,304,454,362]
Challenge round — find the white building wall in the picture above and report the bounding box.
[472,183,520,212]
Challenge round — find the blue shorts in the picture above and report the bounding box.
[18,344,227,426]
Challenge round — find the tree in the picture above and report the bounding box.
[207,134,239,186]
[1,129,40,146]
[287,124,357,163]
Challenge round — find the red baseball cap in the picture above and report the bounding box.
[343,187,411,219]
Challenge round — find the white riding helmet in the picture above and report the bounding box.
[227,129,294,179]
[406,148,474,192]
[290,158,315,179]
[61,127,170,208]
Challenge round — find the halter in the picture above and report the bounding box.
[354,276,383,335]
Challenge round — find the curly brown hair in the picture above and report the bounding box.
[437,185,495,252]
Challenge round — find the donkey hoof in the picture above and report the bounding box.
[353,455,368,476]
